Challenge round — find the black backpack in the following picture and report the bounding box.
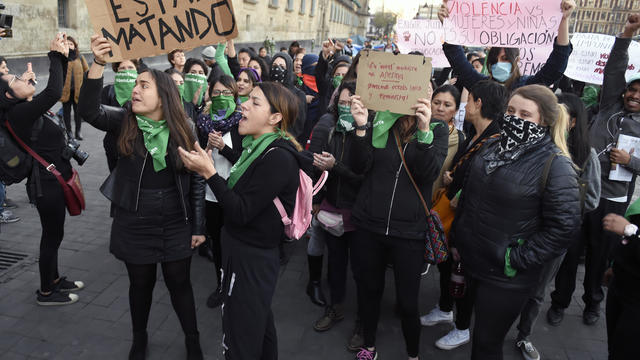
[0,114,42,185]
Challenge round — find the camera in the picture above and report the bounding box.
[61,137,89,166]
[0,3,13,38]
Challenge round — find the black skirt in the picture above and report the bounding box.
[110,187,193,264]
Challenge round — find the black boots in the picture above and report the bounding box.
[306,255,327,307]
[128,331,147,360]
[185,333,204,360]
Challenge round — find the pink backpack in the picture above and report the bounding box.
[273,170,328,240]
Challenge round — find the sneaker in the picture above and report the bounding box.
[355,348,377,360]
[36,290,79,306]
[314,305,344,332]
[0,210,20,224]
[516,340,540,360]
[435,327,470,350]
[54,277,84,292]
[347,321,364,352]
[546,305,564,326]
[3,198,17,209]
[583,306,600,326]
[420,306,453,326]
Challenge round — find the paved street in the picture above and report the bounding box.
[0,122,608,359]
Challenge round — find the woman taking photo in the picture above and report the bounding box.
[78,35,206,360]
[178,82,308,359]
[60,36,88,140]
[1,33,84,306]
[451,84,580,360]
[348,93,449,359]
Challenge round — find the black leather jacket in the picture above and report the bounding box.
[78,77,206,235]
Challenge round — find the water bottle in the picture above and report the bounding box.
[449,262,466,299]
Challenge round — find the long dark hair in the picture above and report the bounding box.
[558,93,590,167]
[487,47,521,89]
[118,69,195,167]
[257,82,302,151]
[249,55,270,81]
[432,84,461,110]
[184,58,209,76]
[343,52,361,82]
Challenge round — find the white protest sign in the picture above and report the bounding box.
[564,33,640,85]
[396,19,450,68]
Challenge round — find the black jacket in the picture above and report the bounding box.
[308,113,364,209]
[350,120,449,239]
[78,76,206,236]
[451,136,580,289]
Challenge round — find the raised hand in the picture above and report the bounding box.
[90,34,112,64]
[322,38,336,59]
[51,32,69,57]
[623,13,640,37]
[350,95,368,126]
[411,98,432,131]
[437,0,449,24]
[178,142,217,179]
[560,0,576,20]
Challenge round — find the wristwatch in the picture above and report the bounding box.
[354,122,370,130]
[623,223,638,237]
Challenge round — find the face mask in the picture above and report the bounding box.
[177,83,185,101]
[183,73,208,105]
[271,65,287,83]
[210,95,237,120]
[491,62,512,83]
[68,48,78,60]
[114,69,138,106]
[499,114,547,154]
[332,75,344,89]
[336,104,355,132]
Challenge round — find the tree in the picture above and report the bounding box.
[372,11,397,37]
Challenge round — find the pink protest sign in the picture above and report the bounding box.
[396,19,450,68]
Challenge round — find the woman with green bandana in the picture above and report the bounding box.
[79,35,207,360]
[348,92,449,360]
[194,74,244,309]
[316,40,352,123]
[178,82,309,360]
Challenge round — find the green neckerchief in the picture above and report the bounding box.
[210,95,237,120]
[136,115,170,172]
[332,75,344,89]
[227,131,282,188]
[625,197,640,220]
[239,95,249,103]
[372,110,404,148]
[177,83,185,101]
[114,70,138,106]
[581,86,599,109]
[336,104,355,132]
[296,75,303,87]
[183,73,207,105]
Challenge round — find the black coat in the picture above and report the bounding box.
[451,136,580,289]
[350,120,449,239]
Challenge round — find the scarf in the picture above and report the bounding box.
[227,131,282,188]
[239,95,249,103]
[183,73,207,105]
[372,110,404,148]
[177,83,185,101]
[114,70,138,106]
[210,95,237,120]
[332,75,344,89]
[136,115,170,172]
[302,74,318,93]
[498,114,547,156]
[196,110,242,135]
[336,105,355,133]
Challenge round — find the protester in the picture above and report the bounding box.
[0,33,84,305]
[178,82,308,360]
[289,41,301,59]
[430,85,462,195]
[258,46,272,65]
[270,52,307,140]
[60,36,88,140]
[316,39,352,117]
[548,13,640,328]
[299,53,321,143]
[79,35,206,360]
[236,68,260,103]
[248,55,269,81]
[167,49,186,73]
[451,84,580,359]
[349,92,449,359]
[201,44,227,85]
[293,48,306,81]
[343,38,354,57]
[438,0,576,91]
[0,56,8,74]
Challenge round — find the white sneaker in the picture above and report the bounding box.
[516,340,541,360]
[420,306,453,326]
[435,327,470,350]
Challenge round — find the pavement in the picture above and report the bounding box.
[0,121,608,359]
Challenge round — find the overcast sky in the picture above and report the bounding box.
[368,0,440,19]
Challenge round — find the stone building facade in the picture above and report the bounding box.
[570,0,638,35]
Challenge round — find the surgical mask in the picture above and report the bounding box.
[332,75,344,89]
[270,65,287,83]
[491,62,512,83]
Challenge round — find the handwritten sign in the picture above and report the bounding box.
[564,33,640,85]
[396,19,450,68]
[356,51,432,115]
[83,0,238,62]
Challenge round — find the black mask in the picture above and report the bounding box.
[68,49,78,60]
[270,65,286,83]
[499,114,547,154]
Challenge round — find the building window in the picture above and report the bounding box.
[287,0,294,11]
[58,0,69,28]
[311,0,316,16]
[269,0,278,8]
[246,14,251,31]
[300,0,306,14]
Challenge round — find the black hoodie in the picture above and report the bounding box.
[270,52,308,141]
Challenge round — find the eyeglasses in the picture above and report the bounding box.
[211,90,233,97]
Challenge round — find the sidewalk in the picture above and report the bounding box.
[0,125,607,359]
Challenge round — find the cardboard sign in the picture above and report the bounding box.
[396,19,450,68]
[83,0,238,62]
[564,33,640,85]
[356,51,432,115]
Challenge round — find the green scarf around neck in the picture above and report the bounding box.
[114,70,138,106]
[372,110,404,148]
[210,95,237,120]
[136,115,170,172]
[239,95,250,103]
[183,73,207,105]
[227,132,282,188]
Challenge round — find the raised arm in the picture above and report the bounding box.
[215,42,232,77]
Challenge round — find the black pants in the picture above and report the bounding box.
[552,199,627,309]
[205,201,224,286]
[351,229,424,358]
[35,178,66,292]
[437,257,475,330]
[62,93,80,136]
[221,229,279,360]
[325,229,356,305]
[470,278,530,360]
[125,257,198,336]
[606,272,640,359]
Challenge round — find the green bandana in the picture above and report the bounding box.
[114,70,138,106]
[210,95,237,120]
[372,110,404,148]
[183,73,207,105]
[177,83,185,101]
[625,197,640,220]
[332,75,344,89]
[336,105,355,132]
[227,132,282,188]
[136,115,170,172]
[296,76,303,87]
[239,95,249,103]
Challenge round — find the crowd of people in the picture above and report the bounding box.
[2,1,640,359]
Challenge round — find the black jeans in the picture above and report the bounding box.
[606,272,640,359]
[205,201,224,286]
[470,278,530,360]
[62,91,80,135]
[35,178,66,293]
[552,199,627,309]
[351,229,424,358]
[437,257,475,330]
[325,229,356,305]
